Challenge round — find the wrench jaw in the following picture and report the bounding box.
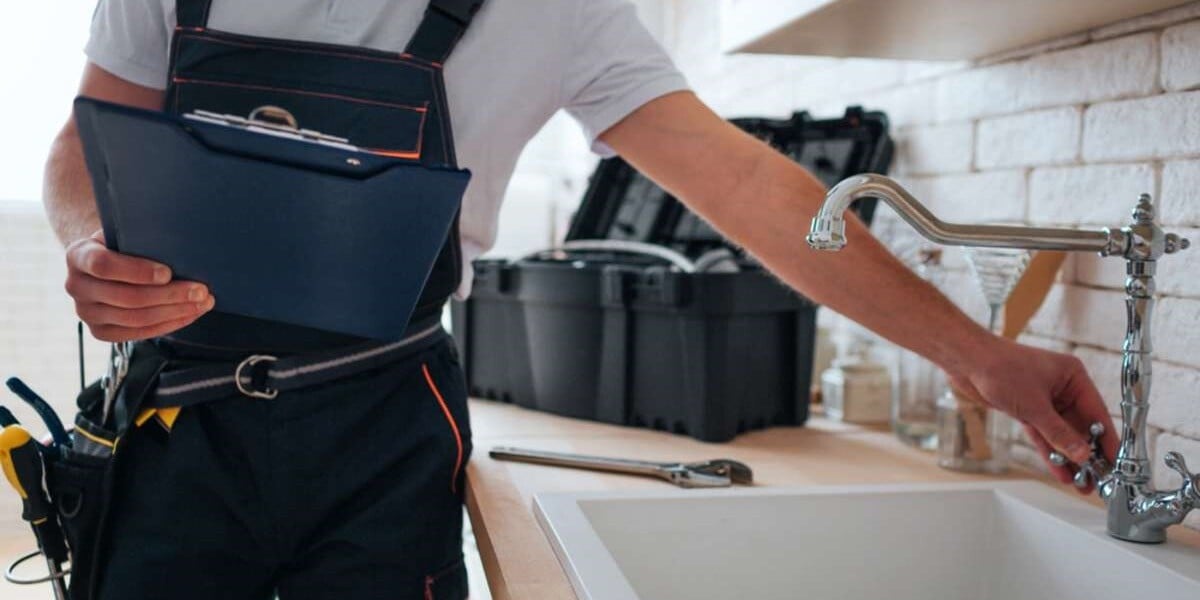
[666,460,756,488]
[702,459,754,485]
[664,466,733,488]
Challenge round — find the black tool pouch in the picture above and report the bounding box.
[43,342,167,600]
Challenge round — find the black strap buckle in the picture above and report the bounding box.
[430,0,483,25]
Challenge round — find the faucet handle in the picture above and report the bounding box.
[1164,233,1190,254]
[1164,452,1200,502]
[1048,422,1111,489]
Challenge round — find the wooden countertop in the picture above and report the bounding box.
[466,400,1067,600]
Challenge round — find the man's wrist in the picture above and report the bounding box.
[932,321,999,381]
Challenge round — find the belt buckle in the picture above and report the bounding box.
[235,354,279,399]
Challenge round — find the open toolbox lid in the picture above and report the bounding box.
[563,106,893,261]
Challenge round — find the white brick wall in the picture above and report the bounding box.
[1162,159,1200,225]
[903,170,1027,223]
[1029,163,1157,225]
[893,123,973,175]
[976,107,1081,168]
[668,0,1200,530]
[1018,33,1159,109]
[1163,20,1200,91]
[1083,91,1200,161]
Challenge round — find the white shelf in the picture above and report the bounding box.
[721,0,1190,60]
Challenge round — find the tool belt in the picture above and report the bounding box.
[16,318,447,600]
[40,348,164,600]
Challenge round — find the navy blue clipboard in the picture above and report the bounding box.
[73,97,469,341]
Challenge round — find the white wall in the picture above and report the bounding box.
[665,0,1200,530]
[0,4,93,202]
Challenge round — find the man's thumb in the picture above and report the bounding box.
[1038,412,1089,464]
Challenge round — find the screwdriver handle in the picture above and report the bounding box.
[0,424,54,523]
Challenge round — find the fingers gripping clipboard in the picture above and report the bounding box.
[72,97,469,341]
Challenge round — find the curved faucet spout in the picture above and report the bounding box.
[806,174,1116,254]
[807,172,1198,543]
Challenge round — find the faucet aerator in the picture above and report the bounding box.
[805,232,844,252]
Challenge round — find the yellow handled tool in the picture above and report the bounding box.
[1,425,55,524]
[1,424,70,599]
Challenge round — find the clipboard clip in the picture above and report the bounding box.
[183,108,360,151]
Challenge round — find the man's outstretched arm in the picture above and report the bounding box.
[45,63,214,342]
[600,91,1116,484]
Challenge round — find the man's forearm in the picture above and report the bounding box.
[43,119,101,246]
[602,93,994,379]
[712,142,993,378]
[45,63,166,247]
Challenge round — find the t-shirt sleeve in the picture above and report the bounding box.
[561,0,691,157]
[84,0,172,90]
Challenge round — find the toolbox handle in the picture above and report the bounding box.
[525,240,697,273]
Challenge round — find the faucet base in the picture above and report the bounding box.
[1106,528,1167,545]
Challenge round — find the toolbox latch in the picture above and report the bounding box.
[631,266,689,307]
[601,266,638,308]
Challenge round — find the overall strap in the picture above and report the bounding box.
[405,0,486,64]
[175,0,214,29]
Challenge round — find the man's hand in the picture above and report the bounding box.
[46,63,192,342]
[66,231,213,342]
[951,338,1118,492]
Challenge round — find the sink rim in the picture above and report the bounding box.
[533,480,1200,600]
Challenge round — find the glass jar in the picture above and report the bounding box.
[892,248,944,449]
[936,387,1010,473]
[892,350,943,450]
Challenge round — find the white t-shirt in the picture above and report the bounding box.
[84,0,690,296]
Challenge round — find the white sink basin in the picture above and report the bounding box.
[534,481,1200,600]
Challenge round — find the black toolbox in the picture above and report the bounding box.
[452,107,893,441]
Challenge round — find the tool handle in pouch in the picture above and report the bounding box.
[1,424,70,568]
[0,425,54,523]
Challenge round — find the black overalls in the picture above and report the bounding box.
[81,1,481,598]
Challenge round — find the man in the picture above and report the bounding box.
[45,1,1115,598]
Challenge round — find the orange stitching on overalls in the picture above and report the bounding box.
[421,363,464,494]
[362,147,421,160]
[424,559,463,599]
[177,33,438,71]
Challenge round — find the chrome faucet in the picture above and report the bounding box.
[807,173,1199,543]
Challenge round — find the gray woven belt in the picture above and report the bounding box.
[146,322,448,409]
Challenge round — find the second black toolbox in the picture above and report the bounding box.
[452,106,894,442]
